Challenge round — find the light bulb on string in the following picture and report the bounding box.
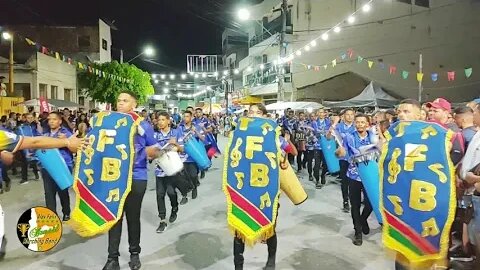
[163,88,169,93]
[186,85,191,89]
[194,74,199,78]
[202,73,207,78]
[234,69,240,74]
[165,81,170,86]
[347,16,355,24]
[154,80,159,84]
[334,26,341,33]
[181,74,187,79]
[321,33,329,41]
[223,70,229,76]
[246,66,252,72]
[295,50,302,56]
[260,64,265,70]
[169,74,175,80]
[177,84,181,87]
[152,74,157,79]
[213,71,218,77]
[160,74,166,79]
[362,4,371,12]
[310,40,317,47]
[304,45,310,51]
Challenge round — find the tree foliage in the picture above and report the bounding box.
[78,61,154,105]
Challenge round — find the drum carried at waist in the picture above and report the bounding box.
[155,143,184,176]
[183,132,211,170]
[17,125,38,161]
[353,146,381,223]
[319,136,340,173]
[280,159,308,205]
[37,149,73,190]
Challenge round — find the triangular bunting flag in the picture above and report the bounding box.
[78,62,83,69]
[332,59,337,67]
[25,38,36,46]
[357,56,363,63]
[341,53,347,60]
[389,65,397,75]
[368,61,374,69]
[347,48,354,58]
[62,55,66,62]
[314,66,320,71]
[402,71,409,79]
[379,63,385,69]
[417,72,424,82]
[447,71,455,81]
[465,67,473,78]
[41,46,49,54]
[431,73,438,82]
[307,65,312,70]
[67,58,72,65]
[55,52,60,60]
[323,64,328,70]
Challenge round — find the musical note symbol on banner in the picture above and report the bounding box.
[115,117,128,129]
[259,192,272,210]
[106,188,120,203]
[84,169,94,185]
[116,144,128,160]
[234,172,245,189]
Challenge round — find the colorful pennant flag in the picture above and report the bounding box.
[431,73,438,82]
[357,56,363,63]
[347,48,354,58]
[402,71,409,79]
[41,46,48,54]
[314,66,320,71]
[417,72,424,82]
[341,53,347,60]
[389,65,397,75]
[465,68,473,78]
[368,61,374,69]
[25,38,36,46]
[379,63,385,69]
[332,59,337,67]
[55,52,60,60]
[323,64,328,70]
[447,71,455,81]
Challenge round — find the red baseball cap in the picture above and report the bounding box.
[426,98,451,112]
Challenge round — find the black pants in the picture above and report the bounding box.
[233,234,277,266]
[108,180,147,258]
[287,154,295,165]
[313,150,327,184]
[297,150,306,170]
[0,164,11,188]
[156,176,178,219]
[349,179,372,234]
[41,168,71,216]
[305,150,315,176]
[19,151,39,181]
[339,160,350,203]
[184,163,199,188]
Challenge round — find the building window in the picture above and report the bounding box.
[64,88,73,102]
[39,84,47,98]
[78,96,85,106]
[50,85,58,99]
[102,39,108,51]
[78,35,90,48]
[397,0,429,8]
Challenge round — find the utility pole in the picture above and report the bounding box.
[120,49,124,64]
[277,0,288,103]
[8,36,14,94]
[418,54,423,103]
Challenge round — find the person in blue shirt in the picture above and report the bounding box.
[333,108,356,212]
[304,113,318,181]
[17,113,41,184]
[103,91,160,270]
[193,108,211,179]
[295,112,308,173]
[153,112,184,234]
[336,113,373,247]
[177,111,205,201]
[312,108,331,189]
[40,112,74,222]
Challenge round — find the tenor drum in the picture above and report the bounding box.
[183,133,211,170]
[353,150,382,223]
[280,161,308,205]
[37,149,73,190]
[319,136,340,173]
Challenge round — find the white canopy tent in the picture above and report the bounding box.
[265,101,324,111]
[323,81,398,108]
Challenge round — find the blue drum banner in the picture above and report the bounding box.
[379,121,456,264]
[223,117,281,246]
[68,111,141,237]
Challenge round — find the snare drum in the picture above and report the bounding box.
[353,150,382,223]
[155,144,184,176]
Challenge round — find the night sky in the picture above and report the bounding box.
[0,0,261,73]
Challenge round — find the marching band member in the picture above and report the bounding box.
[103,91,160,270]
[193,108,211,179]
[0,127,87,261]
[305,113,318,182]
[336,113,373,246]
[232,103,297,270]
[154,112,182,233]
[177,110,204,200]
[333,108,356,212]
[41,112,74,221]
[312,108,331,189]
[295,112,308,173]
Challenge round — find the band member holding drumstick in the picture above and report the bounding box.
[233,103,297,270]
[103,91,160,270]
[336,113,374,246]
[177,111,205,201]
[154,112,181,233]
[332,108,356,213]
[41,112,75,221]
[0,128,87,261]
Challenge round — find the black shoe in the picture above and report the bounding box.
[321,176,326,185]
[102,258,120,270]
[309,175,314,182]
[63,215,71,222]
[180,196,188,205]
[0,237,7,261]
[169,208,178,223]
[235,264,243,270]
[192,188,198,199]
[4,182,10,192]
[315,182,322,189]
[264,257,275,270]
[353,232,363,246]
[200,171,205,179]
[362,220,370,235]
[129,253,141,270]
[156,221,167,233]
[20,179,28,185]
[342,202,350,213]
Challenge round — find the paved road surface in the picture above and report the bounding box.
[0,136,393,269]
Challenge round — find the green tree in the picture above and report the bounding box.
[78,61,154,105]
